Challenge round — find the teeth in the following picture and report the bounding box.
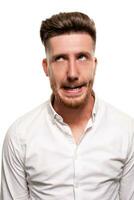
[64,86,81,90]
[65,87,77,90]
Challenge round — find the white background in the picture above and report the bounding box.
[0,0,134,182]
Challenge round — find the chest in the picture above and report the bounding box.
[25,128,125,192]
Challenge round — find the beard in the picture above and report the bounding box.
[50,78,94,109]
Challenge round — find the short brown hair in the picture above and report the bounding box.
[40,12,96,49]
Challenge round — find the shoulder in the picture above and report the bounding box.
[99,99,133,121]
[4,101,50,144]
[98,98,134,134]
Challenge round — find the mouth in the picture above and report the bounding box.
[62,83,87,95]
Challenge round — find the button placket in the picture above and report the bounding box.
[73,145,81,191]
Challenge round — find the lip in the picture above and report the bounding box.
[62,84,86,96]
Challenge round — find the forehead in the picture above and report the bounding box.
[46,33,94,55]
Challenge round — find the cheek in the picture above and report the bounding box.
[89,67,96,78]
[87,62,96,77]
[49,70,63,88]
[50,65,66,80]
[80,65,95,80]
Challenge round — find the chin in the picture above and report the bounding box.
[58,93,90,109]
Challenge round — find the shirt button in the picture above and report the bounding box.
[55,114,63,122]
[74,153,77,159]
[74,182,79,188]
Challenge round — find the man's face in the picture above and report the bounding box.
[43,33,97,108]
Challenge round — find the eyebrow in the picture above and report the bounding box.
[76,51,94,57]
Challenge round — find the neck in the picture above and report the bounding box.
[53,93,95,126]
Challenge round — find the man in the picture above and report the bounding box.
[1,12,134,200]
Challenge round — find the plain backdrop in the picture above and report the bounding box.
[0,0,134,184]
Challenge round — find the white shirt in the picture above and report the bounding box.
[1,97,134,200]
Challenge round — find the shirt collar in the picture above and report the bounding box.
[92,93,98,122]
[47,94,63,123]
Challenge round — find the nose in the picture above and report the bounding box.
[67,58,78,82]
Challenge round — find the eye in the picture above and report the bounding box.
[55,56,65,62]
[78,54,87,61]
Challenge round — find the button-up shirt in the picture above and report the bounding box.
[1,96,134,200]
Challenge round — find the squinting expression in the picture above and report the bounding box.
[43,33,97,108]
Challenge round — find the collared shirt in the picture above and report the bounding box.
[1,96,134,200]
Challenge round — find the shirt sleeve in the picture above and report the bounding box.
[1,122,30,200]
[119,119,134,199]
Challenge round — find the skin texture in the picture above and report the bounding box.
[42,33,97,143]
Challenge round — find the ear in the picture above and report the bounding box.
[94,56,97,66]
[94,57,98,74]
[42,58,49,76]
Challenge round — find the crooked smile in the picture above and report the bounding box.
[62,84,87,96]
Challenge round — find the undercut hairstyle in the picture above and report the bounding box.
[40,12,96,50]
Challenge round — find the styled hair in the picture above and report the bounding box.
[40,12,96,49]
